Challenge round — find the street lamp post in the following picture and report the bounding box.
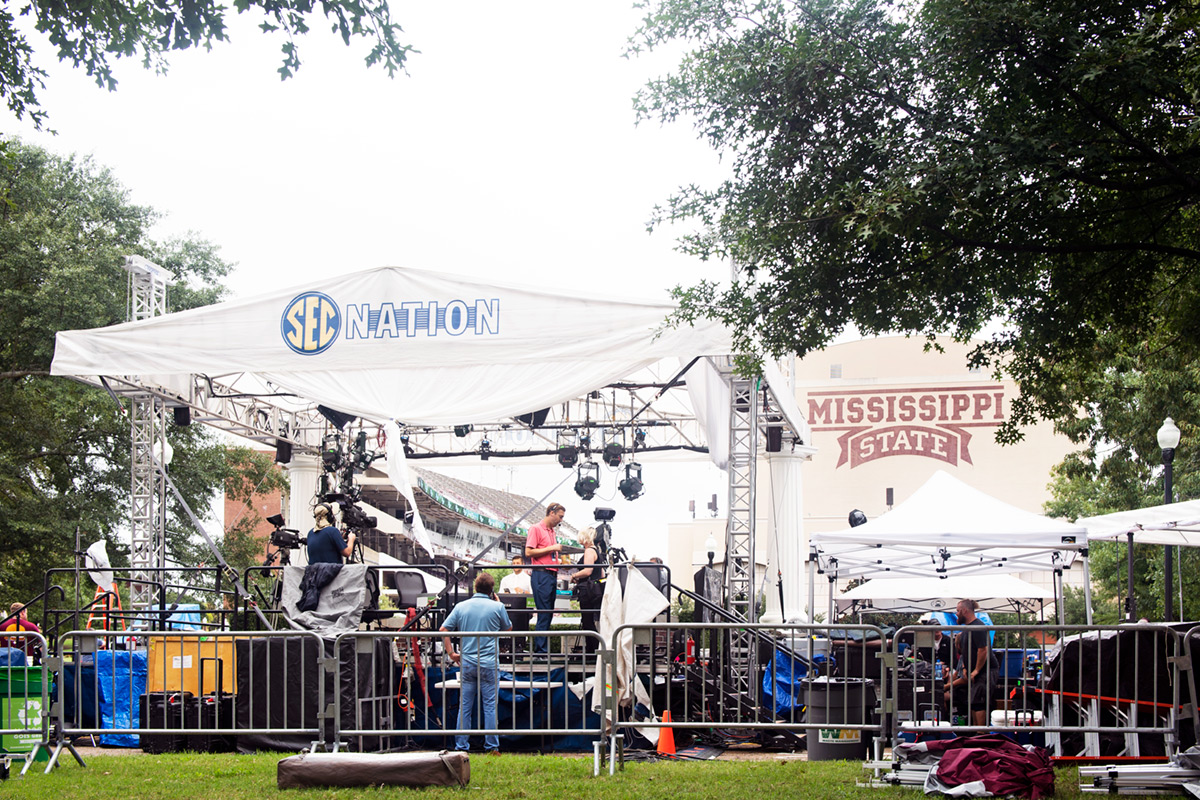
[1158,417,1181,622]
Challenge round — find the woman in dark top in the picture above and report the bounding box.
[569,528,604,654]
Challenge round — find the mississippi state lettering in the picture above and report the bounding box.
[807,385,1006,468]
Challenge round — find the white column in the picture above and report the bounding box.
[285,453,321,567]
[761,445,817,624]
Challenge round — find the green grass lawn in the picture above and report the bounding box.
[2,752,1086,800]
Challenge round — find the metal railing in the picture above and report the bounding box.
[0,631,49,777]
[1,617,1194,779]
[330,630,609,774]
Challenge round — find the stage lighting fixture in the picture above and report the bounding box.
[454,424,473,438]
[400,434,415,458]
[618,462,643,501]
[317,404,357,431]
[633,429,646,448]
[848,509,868,527]
[480,438,492,461]
[593,507,616,522]
[556,429,579,468]
[574,461,600,501]
[602,428,624,467]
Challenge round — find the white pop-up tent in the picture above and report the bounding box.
[835,574,1055,617]
[809,471,1090,622]
[1078,500,1200,546]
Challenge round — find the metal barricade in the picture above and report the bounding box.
[331,630,610,776]
[888,622,1182,759]
[0,631,49,777]
[605,622,887,771]
[46,629,328,771]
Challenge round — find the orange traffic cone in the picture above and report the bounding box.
[657,710,676,756]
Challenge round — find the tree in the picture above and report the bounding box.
[0,139,285,613]
[0,0,413,127]
[634,0,1200,443]
[1040,333,1200,620]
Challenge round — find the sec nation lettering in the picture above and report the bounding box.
[344,299,499,339]
[281,293,501,356]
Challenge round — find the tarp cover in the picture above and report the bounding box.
[51,266,733,426]
[809,471,1086,581]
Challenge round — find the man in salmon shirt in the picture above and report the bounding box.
[525,502,566,653]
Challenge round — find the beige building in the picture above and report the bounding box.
[796,336,1073,533]
[666,336,1082,619]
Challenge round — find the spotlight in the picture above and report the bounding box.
[848,509,868,527]
[593,507,616,522]
[557,429,579,469]
[454,424,472,438]
[400,433,415,458]
[602,428,624,467]
[618,462,643,501]
[480,438,491,461]
[574,461,600,501]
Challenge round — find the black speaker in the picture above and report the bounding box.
[172,406,191,426]
[275,439,293,464]
[766,426,782,452]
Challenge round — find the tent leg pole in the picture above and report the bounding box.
[1083,551,1094,626]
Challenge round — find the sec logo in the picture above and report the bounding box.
[281,292,341,355]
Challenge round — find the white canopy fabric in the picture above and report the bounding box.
[835,574,1055,616]
[51,266,735,426]
[809,471,1087,581]
[1078,500,1200,547]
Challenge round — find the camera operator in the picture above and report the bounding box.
[306,502,356,564]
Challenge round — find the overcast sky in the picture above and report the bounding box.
[5,2,730,300]
[4,2,735,558]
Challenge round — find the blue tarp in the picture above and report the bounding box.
[763,648,829,715]
[132,604,204,631]
[95,650,147,747]
[928,610,995,644]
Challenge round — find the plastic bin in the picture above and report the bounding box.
[0,667,46,759]
[804,677,877,761]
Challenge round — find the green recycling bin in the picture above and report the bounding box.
[0,667,47,759]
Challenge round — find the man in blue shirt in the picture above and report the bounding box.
[306,503,356,564]
[440,572,512,754]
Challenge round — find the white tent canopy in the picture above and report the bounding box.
[835,574,1056,616]
[51,266,736,426]
[809,471,1087,582]
[1078,500,1200,547]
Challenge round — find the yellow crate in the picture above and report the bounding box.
[146,636,237,696]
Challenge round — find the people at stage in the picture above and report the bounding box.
[943,598,995,726]
[569,527,604,654]
[1,603,41,664]
[306,503,355,564]
[525,502,566,653]
[440,572,512,754]
[499,555,532,594]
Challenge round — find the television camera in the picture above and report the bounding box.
[267,513,306,550]
[317,429,383,561]
[593,507,627,563]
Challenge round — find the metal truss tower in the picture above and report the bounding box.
[723,373,759,695]
[124,256,170,609]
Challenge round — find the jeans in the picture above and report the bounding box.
[530,569,557,653]
[455,661,500,752]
